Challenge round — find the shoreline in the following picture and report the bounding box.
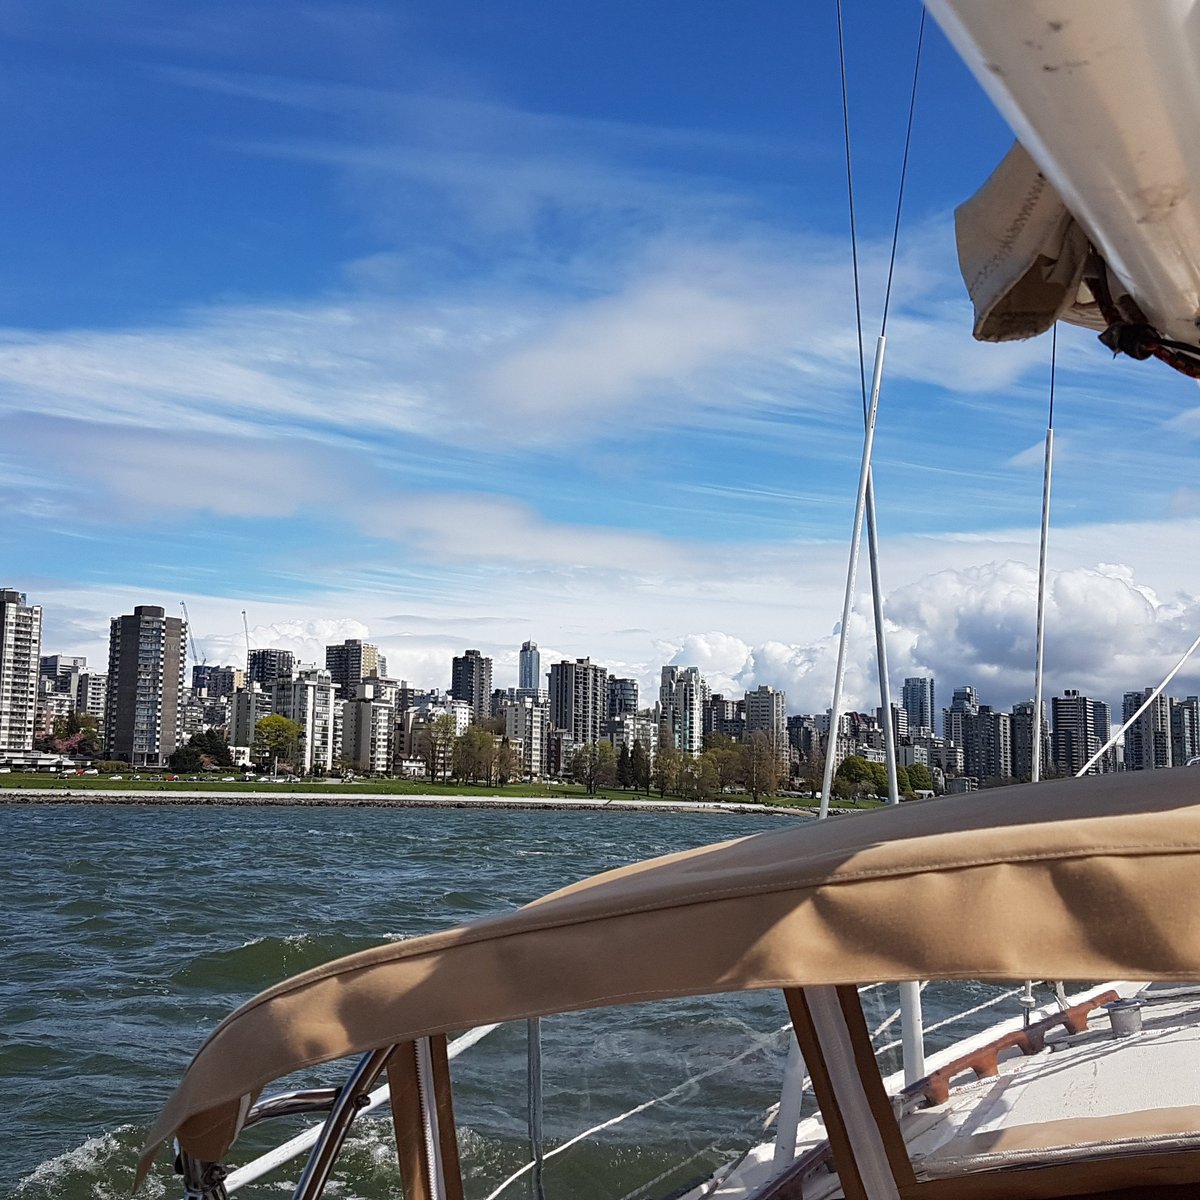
[0,787,817,817]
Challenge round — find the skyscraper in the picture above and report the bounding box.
[451,649,493,724]
[1051,689,1113,776]
[518,640,540,691]
[1173,696,1200,766]
[1122,688,1172,770]
[549,658,608,745]
[607,676,638,719]
[745,684,788,765]
[248,648,295,687]
[942,685,978,750]
[0,589,43,753]
[326,639,387,694]
[660,665,705,757]
[105,605,187,766]
[1010,699,1049,780]
[901,676,936,735]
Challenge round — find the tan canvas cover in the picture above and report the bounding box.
[956,142,1106,341]
[143,769,1200,1175]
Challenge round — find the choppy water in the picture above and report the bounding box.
[0,803,1015,1200]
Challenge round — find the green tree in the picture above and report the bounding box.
[652,744,683,798]
[616,743,632,789]
[630,739,651,794]
[907,762,934,792]
[571,740,616,794]
[426,713,457,783]
[702,736,742,792]
[168,743,203,772]
[253,714,304,771]
[191,727,234,768]
[741,731,782,801]
[495,737,521,786]
[453,725,496,784]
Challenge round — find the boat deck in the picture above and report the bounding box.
[702,984,1200,1200]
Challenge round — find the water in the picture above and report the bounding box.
[0,802,803,1200]
[0,802,1021,1200]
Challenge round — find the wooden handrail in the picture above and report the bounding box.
[900,989,1120,1107]
[742,1141,834,1200]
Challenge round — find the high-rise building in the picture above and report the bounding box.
[451,649,493,724]
[961,705,1012,781]
[660,665,705,757]
[341,680,395,775]
[1051,689,1113,776]
[607,677,638,719]
[549,658,608,746]
[504,695,551,778]
[326,639,387,695]
[248,648,295,687]
[192,664,244,699]
[268,666,336,774]
[105,605,187,766]
[746,684,788,764]
[76,672,107,725]
[942,685,978,750]
[0,590,43,753]
[706,694,746,741]
[518,641,540,692]
[1123,688,1172,771]
[901,676,936,735]
[1010,699,1049,780]
[1172,696,1200,767]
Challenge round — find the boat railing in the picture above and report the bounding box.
[184,981,1051,1200]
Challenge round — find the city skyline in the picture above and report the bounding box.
[9,579,1197,722]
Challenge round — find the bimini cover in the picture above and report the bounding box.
[143,769,1200,1174]
[956,142,1104,341]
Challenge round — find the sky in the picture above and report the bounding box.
[4,0,1200,717]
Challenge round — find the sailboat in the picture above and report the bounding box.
[142,3,1200,1198]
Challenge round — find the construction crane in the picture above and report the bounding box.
[180,601,204,677]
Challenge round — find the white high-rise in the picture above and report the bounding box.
[0,589,42,752]
[660,665,705,757]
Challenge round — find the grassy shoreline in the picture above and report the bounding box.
[0,773,882,813]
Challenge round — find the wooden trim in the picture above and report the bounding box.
[835,986,917,1190]
[428,1034,464,1200]
[388,1041,430,1200]
[784,988,869,1200]
[906,1150,1200,1200]
[387,1036,464,1200]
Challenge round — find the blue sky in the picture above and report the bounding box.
[4,0,1200,713]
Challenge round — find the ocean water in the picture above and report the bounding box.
[0,802,1017,1200]
[0,802,809,1200]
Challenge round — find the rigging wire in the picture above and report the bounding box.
[880,7,926,337]
[834,0,868,411]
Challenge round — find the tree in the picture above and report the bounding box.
[426,714,457,783]
[907,762,934,793]
[616,743,632,789]
[679,755,719,801]
[702,735,742,792]
[253,714,304,771]
[495,737,521,786]
[652,744,683,798]
[741,732,782,802]
[630,739,651,794]
[191,727,234,768]
[35,711,102,757]
[571,740,616,795]
[453,725,496,784]
[168,743,204,772]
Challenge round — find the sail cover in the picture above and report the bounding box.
[956,142,1102,341]
[141,769,1200,1173]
